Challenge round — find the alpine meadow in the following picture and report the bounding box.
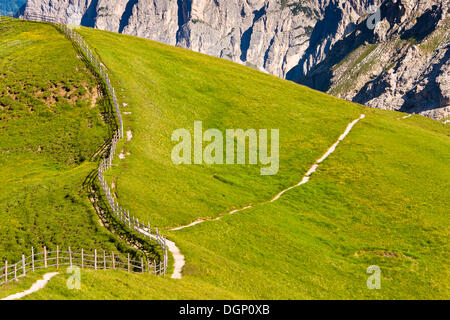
[0,1,449,304]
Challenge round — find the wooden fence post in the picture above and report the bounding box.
[56,245,59,269]
[44,246,47,268]
[103,251,106,270]
[31,247,35,272]
[81,249,84,269]
[153,261,156,274]
[14,263,17,281]
[22,254,26,276]
[127,253,130,273]
[94,249,97,270]
[164,253,167,275]
[159,261,162,275]
[69,247,72,267]
[141,257,144,273]
[4,261,7,283]
[112,252,115,270]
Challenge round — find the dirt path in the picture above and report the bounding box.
[138,228,185,279]
[163,114,365,279]
[169,114,366,230]
[165,240,185,279]
[1,272,59,300]
[398,114,413,120]
[1,115,365,284]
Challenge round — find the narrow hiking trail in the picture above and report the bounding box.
[165,114,365,278]
[169,114,366,230]
[165,240,184,279]
[138,228,184,279]
[1,272,59,300]
[270,114,365,202]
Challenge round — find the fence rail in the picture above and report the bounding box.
[0,14,168,285]
[56,22,168,273]
[0,247,165,286]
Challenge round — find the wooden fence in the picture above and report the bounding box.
[55,22,168,273]
[0,247,165,286]
[0,14,168,283]
[57,22,123,138]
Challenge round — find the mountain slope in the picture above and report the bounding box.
[22,0,449,119]
[0,20,143,266]
[0,24,447,299]
[296,0,450,119]
[22,0,323,78]
[0,20,448,299]
[21,0,386,79]
[79,28,364,229]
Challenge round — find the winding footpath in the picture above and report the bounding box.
[167,114,366,278]
[1,273,59,300]
[170,114,365,231]
[139,228,184,279]
[165,240,185,279]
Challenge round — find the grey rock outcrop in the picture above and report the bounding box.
[296,0,450,119]
[23,0,321,78]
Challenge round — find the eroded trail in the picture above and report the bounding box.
[166,114,365,278]
[1,272,59,300]
[138,228,184,279]
[165,240,185,279]
[169,114,366,231]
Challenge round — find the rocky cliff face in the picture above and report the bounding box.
[22,0,321,77]
[22,0,380,77]
[296,0,450,119]
[21,0,449,119]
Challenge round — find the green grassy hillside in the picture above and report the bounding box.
[80,28,364,229]
[0,21,448,299]
[0,21,132,264]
